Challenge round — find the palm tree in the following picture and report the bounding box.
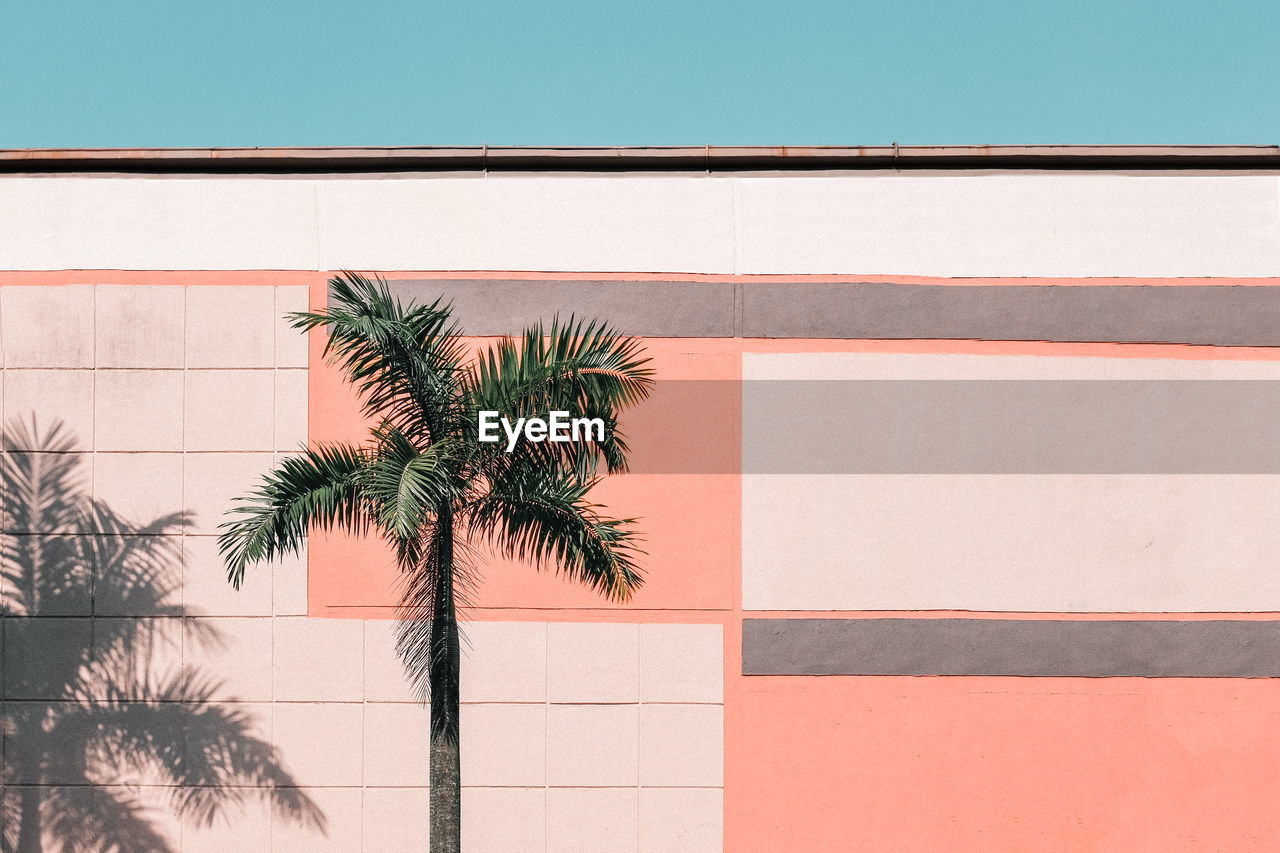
[0,418,324,853]
[218,272,654,852]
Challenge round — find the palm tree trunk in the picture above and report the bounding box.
[429,507,461,853]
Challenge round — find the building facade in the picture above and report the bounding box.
[3,145,1280,850]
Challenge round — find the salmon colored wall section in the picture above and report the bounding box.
[727,671,1280,850]
[305,326,746,618]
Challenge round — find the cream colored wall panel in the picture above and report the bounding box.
[94,285,184,368]
[94,369,184,452]
[0,178,319,270]
[742,352,1280,612]
[462,788,546,853]
[182,452,274,535]
[89,531,182,617]
[272,617,363,701]
[735,174,1280,276]
[639,623,723,704]
[90,618,182,699]
[460,621,547,703]
[182,535,272,617]
[639,788,723,853]
[93,453,183,529]
[364,787,431,853]
[637,701,721,783]
[182,617,273,702]
[546,788,639,853]
[363,619,416,703]
[270,704,363,787]
[183,369,274,451]
[547,622,639,703]
[639,705,724,787]
[275,286,311,368]
[460,703,547,787]
[743,473,1280,611]
[2,285,94,368]
[4,370,93,449]
[272,546,308,617]
[271,785,362,853]
[185,286,276,369]
[547,705,639,787]
[95,785,184,848]
[274,369,308,452]
[183,798,272,853]
[318,177,735,273]
[362,703,431,786]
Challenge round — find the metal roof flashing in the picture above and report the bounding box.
[2,144,1279,174]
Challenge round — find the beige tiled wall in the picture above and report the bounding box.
[1,284,725,851]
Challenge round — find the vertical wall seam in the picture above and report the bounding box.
[313,183,324,273]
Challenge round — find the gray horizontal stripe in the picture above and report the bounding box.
[745,380,1280,473]
[742,618,1280,677]
[386,279,1280,345]
[386,279,736,337]
[739,282,1280,344]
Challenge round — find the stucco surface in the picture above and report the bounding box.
[2,174,1279,276]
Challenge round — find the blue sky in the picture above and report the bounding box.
[2,0,1274,148]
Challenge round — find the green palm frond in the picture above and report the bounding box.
[469,464,645,602]
[218,443,369,588]
[291,272,467,441]
[361,424,460,543]
[469,314,653,416]
[466,316,652,480]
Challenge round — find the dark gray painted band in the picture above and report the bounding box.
[386,279,736,337]
[739,283,1280,344]
[742,618,1280,677]
[385,279,1280,345]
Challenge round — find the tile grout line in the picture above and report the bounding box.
[89,286,96,657]
[636,621,643,851]
[360,616,367,853]
[270,286,278,699]
[89,285,99,761]
[180,282,191,853]
[544,621,550,852]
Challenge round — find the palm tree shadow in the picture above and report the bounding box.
[0,417,325,852]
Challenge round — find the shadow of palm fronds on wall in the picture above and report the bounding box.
[0,417,325,852]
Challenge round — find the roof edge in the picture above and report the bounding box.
[2,144,1280,173]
